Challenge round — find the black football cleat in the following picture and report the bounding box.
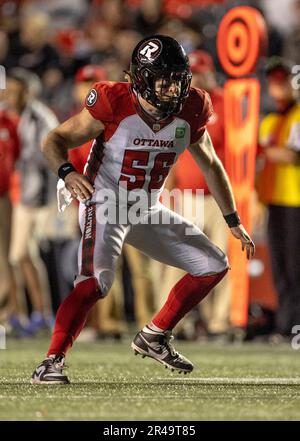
[131,328,194,374]
[30,354,70,385]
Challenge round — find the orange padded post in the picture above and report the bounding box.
[217,7,267,328]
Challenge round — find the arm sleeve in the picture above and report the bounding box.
[84,81,114,124]
[190,89,214,144]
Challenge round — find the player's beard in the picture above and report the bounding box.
[137,94,163,118]
[137,94,171,121]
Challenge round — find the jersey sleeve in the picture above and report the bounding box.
[190,89,214,144]
[84,81,114,124]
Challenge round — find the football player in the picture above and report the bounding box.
[31,35,254,384]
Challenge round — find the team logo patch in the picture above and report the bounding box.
[175,127,186,138]
[138,39,162,62]
[86,88,97,107]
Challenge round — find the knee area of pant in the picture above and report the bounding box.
[75,272,114,298]
[202,254,229,277]
[97,270,115,297]
[192,253,229,278]
[220,253,229,272]
[213,249,229,273]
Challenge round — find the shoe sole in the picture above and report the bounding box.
[131,342,193,374]
[30,378,70,385]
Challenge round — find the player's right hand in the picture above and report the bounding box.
[64,171,94,202]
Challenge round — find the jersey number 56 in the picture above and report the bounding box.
[119,150,176,191]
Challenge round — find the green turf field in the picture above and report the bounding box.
[0,338,299,421]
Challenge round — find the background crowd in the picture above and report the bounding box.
[1,0,300,344]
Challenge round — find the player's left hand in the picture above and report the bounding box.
[230,224,255,260]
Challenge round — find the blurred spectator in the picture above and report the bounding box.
[69,64,107,172]
[98,0,131,31]
[0,30,10,69]
[0,1,22,70]
[84,0,133,67]
[86,21,117,65]
[17,12,62,92]
[25,0,89,30]
[133,0,166,36]
[73,64,106,100]
[113,30,143,70]
[0,91,20,323]
[99,57,124,83]
[261,0,297,36]
[256,57,300,340]
[251,4,284,58]
[5,68,58,335]
[284,0,300,65]
[161,50,230,339]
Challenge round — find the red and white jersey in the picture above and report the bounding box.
[84,81,212,204]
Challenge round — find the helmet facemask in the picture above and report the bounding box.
[131,65,192,116]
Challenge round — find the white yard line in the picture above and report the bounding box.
[156,377,300,384]
[1,377,300,387]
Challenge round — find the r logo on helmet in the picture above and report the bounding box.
[86,88,97,107]
[138,40,162,62]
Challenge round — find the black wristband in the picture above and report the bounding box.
[58,162,76,180]
[224,211,241,228]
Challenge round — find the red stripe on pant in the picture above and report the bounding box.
[47,203,99,357]
[152,269,228,330]
[81,203,96,276]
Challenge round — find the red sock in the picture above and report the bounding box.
[152,269,228,330]
[47,278,101,356]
